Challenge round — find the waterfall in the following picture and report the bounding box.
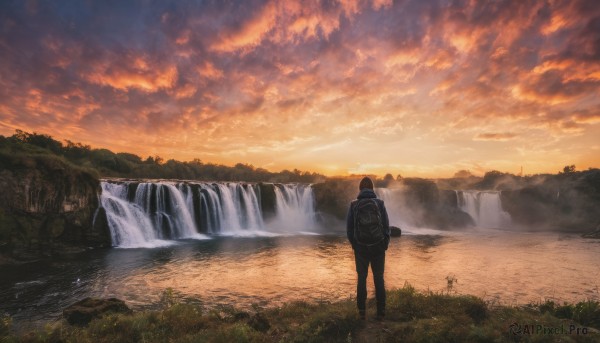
[456,190,511,229]
[100,183,172,248]
[270,184,316,233]
[99,181,317,247]
[211,183,265,234]
[375,187,511,231]
[374,188,413,229]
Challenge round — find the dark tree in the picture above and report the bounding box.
[453,170,473,178]
[562,165,576,174]
[3,129,327,183]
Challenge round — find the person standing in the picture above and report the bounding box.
[346,176,390,320]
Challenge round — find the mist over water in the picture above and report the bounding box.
[376,187,513,231]
[375,188,416,230]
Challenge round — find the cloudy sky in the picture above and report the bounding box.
[1,0,598,177]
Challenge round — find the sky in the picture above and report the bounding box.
[0,0,599,177]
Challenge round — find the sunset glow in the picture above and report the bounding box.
[1,0,599,177]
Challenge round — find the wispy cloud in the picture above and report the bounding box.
[0,0,598,177]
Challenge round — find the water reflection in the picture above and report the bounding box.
[406,235,446,262]
[1,231,599,331]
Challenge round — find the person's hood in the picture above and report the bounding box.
[357,188,377,199]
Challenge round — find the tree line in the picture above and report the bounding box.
[0,130,326,183]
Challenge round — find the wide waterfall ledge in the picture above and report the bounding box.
[97,180,319,248]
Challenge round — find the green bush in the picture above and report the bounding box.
[4,287,600,342]
[574,300,600,329]
[536,299,600,329]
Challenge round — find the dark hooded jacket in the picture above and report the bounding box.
[346,188,390,252]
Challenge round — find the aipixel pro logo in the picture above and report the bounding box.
[509,322,589,336]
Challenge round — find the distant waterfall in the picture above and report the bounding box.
[456,191,511,229]
[376,188,511,230]
[99,181,317,247]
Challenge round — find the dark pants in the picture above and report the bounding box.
[354,246,386,316]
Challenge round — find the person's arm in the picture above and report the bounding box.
[346,203,355,248]
[379,200,391,249]
[381,201,390,237]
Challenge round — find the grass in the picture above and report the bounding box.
[1,285,599,343]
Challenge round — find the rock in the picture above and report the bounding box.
[126,182,139,202]
[439,189,458,208]
[430,206,475,229]
[402,178,439,209]
[390,226,402,237]
[0,152,110,261]
[258,183,276,220]
[312,179,357,220]
[89,207,112,247]
[582,225,600,239]
[63,297,131,326]
[500,169,600,231]
[47,217,65,238]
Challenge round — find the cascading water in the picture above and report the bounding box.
[99,181,317,247]
[100,182,169,248]
[374,188,413,229]
[140,182,199,239]
[100,182,209,248]
[270,184,316,233]
[212,183,265,233]
[456,190,511,229]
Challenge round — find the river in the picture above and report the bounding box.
[2,229,599,331]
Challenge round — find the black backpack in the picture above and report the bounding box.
[353,198,384,246]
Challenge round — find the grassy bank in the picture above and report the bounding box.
[2,285,599,343]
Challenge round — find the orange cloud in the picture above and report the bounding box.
[172,83,197,99]
[281,1,345,42]
[533,60,600,82]
[211,2,277,52]
[1,0,599,177]
[86,58,178,92]
[196,61,224,80]
[474,133,518,141]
